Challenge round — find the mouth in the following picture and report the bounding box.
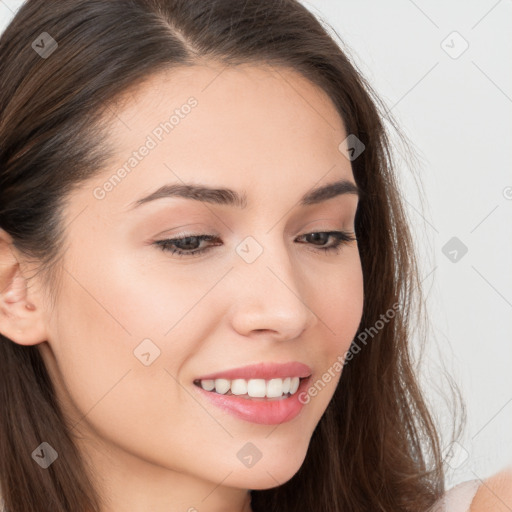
[191,375,313,425]
[192,376,310,401]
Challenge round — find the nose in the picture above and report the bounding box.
[226,239,318,342]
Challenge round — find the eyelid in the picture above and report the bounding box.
[152,222,211,239]
[154,225,354,242]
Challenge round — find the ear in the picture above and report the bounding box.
[0,228,48,346]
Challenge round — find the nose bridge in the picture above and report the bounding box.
[228,230,315,339]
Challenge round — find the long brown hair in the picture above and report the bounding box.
[0,1,464,511]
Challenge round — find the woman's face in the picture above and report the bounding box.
[36,64,364,509]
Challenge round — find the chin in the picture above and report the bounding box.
[231,449,308,490]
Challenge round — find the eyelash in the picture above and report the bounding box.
[153,231,357,258]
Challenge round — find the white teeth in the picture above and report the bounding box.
[231,379,248,395]
[200,379,215,391]
[266,378,285,398]
[289,376,300,394]
[247,378,266,397]
[213,378,230,394]
[199,376,303,398]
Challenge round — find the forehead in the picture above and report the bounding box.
[83,62,354,215]
[106,62,348,159]
[113,62,345,130]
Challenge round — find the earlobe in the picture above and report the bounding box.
[0,229,48,346]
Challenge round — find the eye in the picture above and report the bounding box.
[296,231,357,255]
[153,234,222,258]
[153,231,357,258]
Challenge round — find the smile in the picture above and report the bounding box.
[193,376,303,399]
[192,375,312,425]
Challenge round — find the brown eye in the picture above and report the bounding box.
[154,234,221,258]
[295,231,357,254]
[153,231,356,258]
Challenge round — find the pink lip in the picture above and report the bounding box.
[194,361,312,381]
[193,375,312,425]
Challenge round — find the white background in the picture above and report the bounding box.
[1,0,511,489]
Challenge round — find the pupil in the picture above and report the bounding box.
[180,237,198,249]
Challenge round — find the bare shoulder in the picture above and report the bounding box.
[470,467,512,512]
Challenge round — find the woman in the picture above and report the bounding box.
[0,1,509,511]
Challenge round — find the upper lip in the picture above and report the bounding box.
[194,362,312,382]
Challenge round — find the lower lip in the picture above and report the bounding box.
[193,377,311,425]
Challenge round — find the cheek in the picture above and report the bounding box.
[46,266,207,469]
[46,252,190,426]
[313,254,364,351]
[306,255,363,395]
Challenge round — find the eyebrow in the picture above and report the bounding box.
[129,178,360,210]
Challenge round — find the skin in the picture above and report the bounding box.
[470,467,512,512]
[0,63,364,512]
